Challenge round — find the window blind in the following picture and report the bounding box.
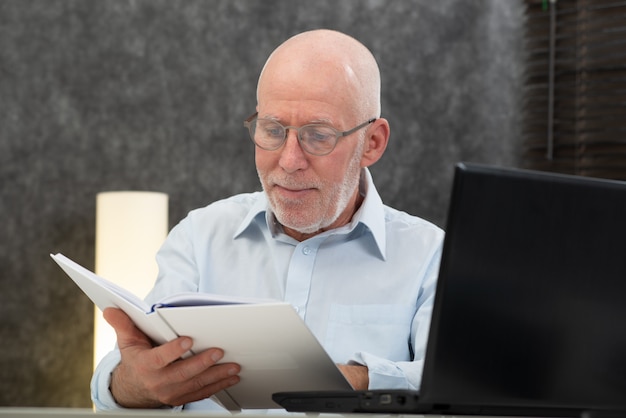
[523,0,626,180]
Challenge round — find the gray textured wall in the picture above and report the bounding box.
[0,0,525,407]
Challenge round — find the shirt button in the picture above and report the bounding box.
[302,246,312,255]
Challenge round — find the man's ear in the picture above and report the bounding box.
[360,118,390,168]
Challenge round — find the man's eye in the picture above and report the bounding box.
[305,129,333,142]
[262,124,284,138]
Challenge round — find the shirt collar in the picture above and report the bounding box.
[353,168,387,259]
[234,168,387,259]
[233,193,270,238]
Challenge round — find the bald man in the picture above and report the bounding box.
[92,29,444,411]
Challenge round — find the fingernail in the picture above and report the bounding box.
[228,367,239,376]
[211,351,223,362]
[180,338,192,350]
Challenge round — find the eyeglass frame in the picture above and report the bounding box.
[243,112,377,156]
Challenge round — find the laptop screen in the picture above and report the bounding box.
[420,163,626,415]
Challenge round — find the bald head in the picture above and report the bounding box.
[257,29,381,120]
[253,30,390,240]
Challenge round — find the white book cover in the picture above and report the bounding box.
[50,253,352,410]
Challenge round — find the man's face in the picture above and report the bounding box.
[255,61,367,239]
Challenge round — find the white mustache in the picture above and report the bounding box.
[267,174,321,191]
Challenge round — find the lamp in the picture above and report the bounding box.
[94,191,168,369]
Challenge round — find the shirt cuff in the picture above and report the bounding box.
[350,351,422,390]
[91,349,122,410]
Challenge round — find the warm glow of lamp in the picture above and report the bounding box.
[94,191,168,369]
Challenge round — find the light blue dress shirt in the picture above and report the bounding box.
[91,169,444,411]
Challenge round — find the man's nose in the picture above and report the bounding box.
[278,129,309,173]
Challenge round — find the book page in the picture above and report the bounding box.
[51,253,178,345]
[154,292,278,309]
[51,253,149,312]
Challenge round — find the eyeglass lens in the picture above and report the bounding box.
[251,119,339,155]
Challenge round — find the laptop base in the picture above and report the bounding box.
[273,390,424,414]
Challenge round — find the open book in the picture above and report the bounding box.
[51,253,352,410]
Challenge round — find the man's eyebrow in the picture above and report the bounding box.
[258,114,280,121]
[259,115,336,126]
[308,117,334,125]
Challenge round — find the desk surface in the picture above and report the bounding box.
[0,409,289,417]
[0,408,434,417]
[4,407,590,418]
[0,407,512,418]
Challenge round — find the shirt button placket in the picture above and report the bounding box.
[284,241,319,320]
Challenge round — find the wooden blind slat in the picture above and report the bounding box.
[522,0,626,179]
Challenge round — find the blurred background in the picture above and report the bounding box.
[3,0,617,407]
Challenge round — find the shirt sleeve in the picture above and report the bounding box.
[350,242,440,391]
[90,349,121,410]
[349,295,433,390]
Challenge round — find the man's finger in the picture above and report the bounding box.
[102,307,152,350]
[103,307,194,366]
[102,307,135,333]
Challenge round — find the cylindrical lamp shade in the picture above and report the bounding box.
[94,191,168,368]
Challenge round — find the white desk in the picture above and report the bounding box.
[0,407,509,418]
[0,409,289,417]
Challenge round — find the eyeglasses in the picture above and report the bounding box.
[244,112,377,156]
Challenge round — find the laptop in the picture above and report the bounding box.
[273,163,626,417]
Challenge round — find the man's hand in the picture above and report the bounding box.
[103,307,241,408]
[337,364,369,390]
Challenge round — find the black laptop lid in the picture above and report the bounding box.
[420,163,626,415]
